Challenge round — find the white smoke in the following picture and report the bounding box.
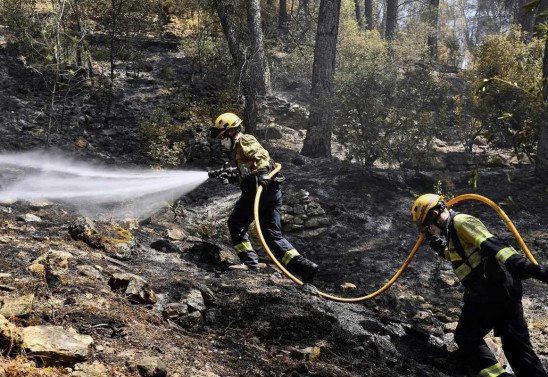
[0,150,208,219]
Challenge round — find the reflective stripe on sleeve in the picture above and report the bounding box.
[477,362,506,377]
[495,247,518,264]
[282,248,299,266]
[234,241,253,254]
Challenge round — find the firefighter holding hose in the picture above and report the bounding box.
[412,193,548,377]
[209,112,318,283]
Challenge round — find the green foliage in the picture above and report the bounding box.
[471,26,544,161]
[178,6,233,79]
[335,17,450,167]
[139,109,185,167]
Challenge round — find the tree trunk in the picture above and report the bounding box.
[278,0,289,38]
[354,0,363,28]
[385,0,397,40]
[215,0,243,67]
[516,0,535,36]
[301,0,341,158]
[364,0,373,30]
[535,34,548,180]
[71,0,83,68]
[244,0,271,135]
[427,0,439,61]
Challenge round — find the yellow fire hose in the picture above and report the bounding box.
[253,163,539,303]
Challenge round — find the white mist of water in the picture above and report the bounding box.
[0,150,209,219]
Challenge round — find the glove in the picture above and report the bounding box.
[535,266,548,283]
[256,168,271,189]
[427,235,446,257]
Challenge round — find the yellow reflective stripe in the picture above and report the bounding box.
[496,247,517,264]
[282,249,299,266]
[234,241,253,254]
[468,250,482,268]
[477,362,506,377]
[448,249,463,262]
[454,263,472,281]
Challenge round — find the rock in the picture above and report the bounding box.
[0,314,23,350]
[28,199,53,209]
[69,218,101,248]
[20,326,93,366]
[255,126,284,140]
[289,346,321,361]
[182,289,206,313]
[17,213,42,223]
[108,273,157,304]
[162,303,189,320]
[0,294,34,317]
[295,228,327,237]
[71,361,109,377]
[443,322,458,333]
[186,242,238,266]
[31,250,73,285]
[438,270,459,287]
[166,227,187,240]
[77,265,103,280]
[150,239,180,253]
[134,356,167,377]
[74,137,89,149]
[304,216,330,228]
[341,282,356,290]
[370,334,401,366]
[175,311,203,330]
[28,263,46,277]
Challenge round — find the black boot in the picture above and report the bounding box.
[287,255,318,283]
[238,251,260,271]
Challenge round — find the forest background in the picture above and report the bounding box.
[1,0,547,180]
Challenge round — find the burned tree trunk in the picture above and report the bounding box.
[385,0,397,40]
[301,0,341,158]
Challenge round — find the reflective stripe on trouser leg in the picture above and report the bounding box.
[234,241,253,254]
[477,362,506,377]
[281,249,299,266]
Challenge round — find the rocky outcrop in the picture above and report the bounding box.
[281,190,329,237]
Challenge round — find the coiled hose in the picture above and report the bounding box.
[253,163,539,303]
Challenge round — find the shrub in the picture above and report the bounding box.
[139,109,185,167]
[471,26,544,161]
[335,15,450,168]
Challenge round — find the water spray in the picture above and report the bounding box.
[0,150,209,219]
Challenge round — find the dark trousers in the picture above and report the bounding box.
[227,182,295,262]
[454,294,547,377]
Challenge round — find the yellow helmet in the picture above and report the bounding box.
[411,193,444,227]
[210,112,242,139]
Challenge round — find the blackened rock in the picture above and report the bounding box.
[150,239,180,253]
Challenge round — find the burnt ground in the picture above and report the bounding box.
[0,39,548,377]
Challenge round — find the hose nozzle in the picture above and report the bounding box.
[208,164,239,184]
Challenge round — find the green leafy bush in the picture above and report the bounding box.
[335,14,450,168]
[472,26,544,161]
